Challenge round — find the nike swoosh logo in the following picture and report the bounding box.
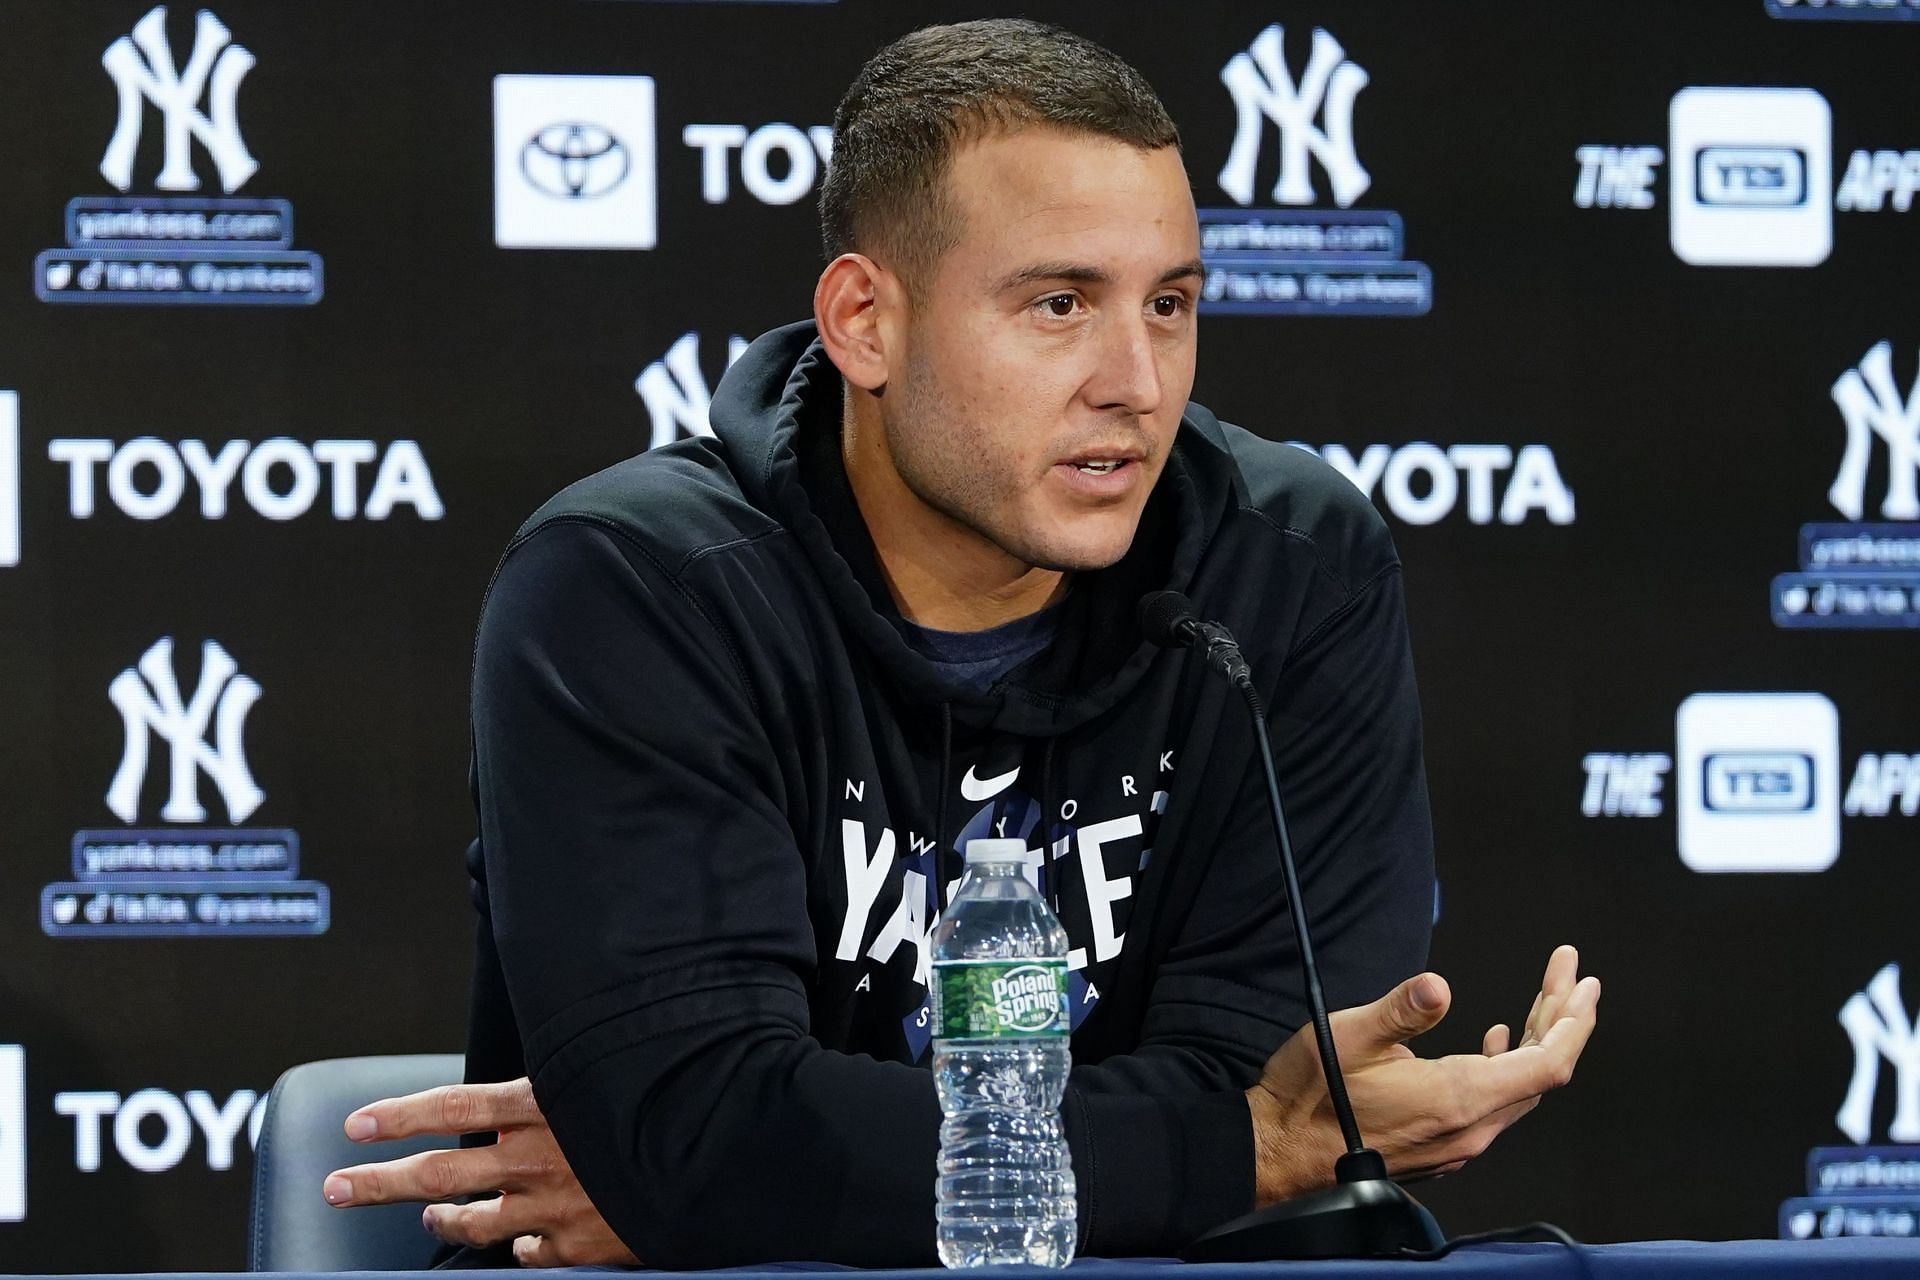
[960,764,1021,802]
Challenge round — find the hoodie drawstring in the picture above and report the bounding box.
[1039,736,1061,920]
[935,701,953,914]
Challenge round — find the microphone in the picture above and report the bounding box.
[1137,591,1444,1261]
[1138,590,1253,689]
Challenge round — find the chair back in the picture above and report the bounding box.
[248,1053,465,1271]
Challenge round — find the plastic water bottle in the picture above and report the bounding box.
[931,838,1077,1268]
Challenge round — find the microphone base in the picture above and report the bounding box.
[1180,1154,1445,1262]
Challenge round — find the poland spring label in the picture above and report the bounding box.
[933,958,1070,1039]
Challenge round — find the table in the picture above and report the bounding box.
[10,1239,1920,1278]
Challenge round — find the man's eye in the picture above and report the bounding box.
[1152,294,1188,317]
[1036,294,1079,318]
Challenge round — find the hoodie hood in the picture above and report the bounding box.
[707,319,1234,738]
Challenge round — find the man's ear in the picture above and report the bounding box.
[814,253,900,394]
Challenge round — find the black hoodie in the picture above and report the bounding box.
[460,320,1435,1267]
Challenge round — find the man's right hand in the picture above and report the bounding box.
[1245,944,1601,1204]
[321,1078,637,1268]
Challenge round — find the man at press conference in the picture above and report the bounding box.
[321,19,1600,1268]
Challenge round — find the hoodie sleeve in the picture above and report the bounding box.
[1062,557,1437,1255]
[474,519,947,1268]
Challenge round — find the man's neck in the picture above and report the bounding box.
[841,396,1067,633]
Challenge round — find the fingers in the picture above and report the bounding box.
[513,1235,559,1268]
[511,1231,639,1268]
[1360,965,1599,1187]
[425,1197,540,1250]
[345,1078,540,1143]
[1466,975,1601,1112]
[1518,991,1545,1047]
[1542,944,1580,990]
[1523,946,1581,1048]
[1342,972,1451,1052]
[1540,976,1601,1062]
[324,1144,524,1207]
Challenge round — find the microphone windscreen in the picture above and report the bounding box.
[1137,590,1198,648]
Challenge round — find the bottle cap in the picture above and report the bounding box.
[963,838,1029,864]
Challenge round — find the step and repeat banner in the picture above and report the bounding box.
[1,0,1917,1269]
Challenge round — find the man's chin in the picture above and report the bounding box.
[1013,526,1140,575]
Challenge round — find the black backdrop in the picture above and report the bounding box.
[2,0,1918,1270]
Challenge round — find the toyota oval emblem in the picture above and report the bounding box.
[520,122,630,199]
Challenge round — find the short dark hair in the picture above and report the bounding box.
[819,19,1181,294]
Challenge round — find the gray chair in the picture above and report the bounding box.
[249,1053,465,1271]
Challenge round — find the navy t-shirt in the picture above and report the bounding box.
[894,595,1065,693]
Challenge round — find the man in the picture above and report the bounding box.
[323,19,1600,1268]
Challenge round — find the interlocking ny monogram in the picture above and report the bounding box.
[1218,24,1371,209]
[106,637,264,825]
[100,6,258,194]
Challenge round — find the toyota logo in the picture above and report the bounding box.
[521,122,630,199]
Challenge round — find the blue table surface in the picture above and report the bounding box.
[8,1239,1920,1279]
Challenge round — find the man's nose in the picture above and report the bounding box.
[1086,314,1164,418]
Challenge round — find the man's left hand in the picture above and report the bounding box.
[321,1078,636,1267]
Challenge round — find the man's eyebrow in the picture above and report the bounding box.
[996,262,1111,291]
[1157,259,1206,286]
[995,258,1208,292]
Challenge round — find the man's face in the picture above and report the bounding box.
[879,128,1201,573]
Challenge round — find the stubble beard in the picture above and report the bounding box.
[885,350,1101,576]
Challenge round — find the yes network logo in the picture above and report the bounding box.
[1674,693,1840,872]
[1575,84,1920,268]
[1669,88,1832,267]
[1580,691,1862,874]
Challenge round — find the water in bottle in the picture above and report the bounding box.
[931,837,1077,1268]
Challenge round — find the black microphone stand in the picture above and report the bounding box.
[1143,594,1444,1261]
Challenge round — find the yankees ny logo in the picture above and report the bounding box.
[1829,342,1920,522]
[106,637,264,825]
[100,6,259,194]
[1835,963,1920,1145]
[635,332,747,450]
[1217,24,1371,209]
